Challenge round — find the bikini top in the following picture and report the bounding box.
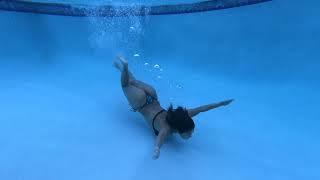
[130,93,164,136]
[152,109,166,136]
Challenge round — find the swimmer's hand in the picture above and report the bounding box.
[219,99,234,106]
[153,147,160,160]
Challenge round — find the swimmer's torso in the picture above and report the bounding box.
[122,85,166,130]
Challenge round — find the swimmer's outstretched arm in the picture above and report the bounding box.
[153,127,170,159]
[188,99,234,117]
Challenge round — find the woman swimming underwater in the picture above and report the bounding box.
[114,56,233,159]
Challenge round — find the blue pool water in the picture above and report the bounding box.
[0,0,319,179]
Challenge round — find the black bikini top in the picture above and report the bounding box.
[152,109,166,136]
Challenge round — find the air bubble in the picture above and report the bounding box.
[154,64,160,68]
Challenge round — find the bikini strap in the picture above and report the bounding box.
[152,109,165,136]
[131,94,155,112]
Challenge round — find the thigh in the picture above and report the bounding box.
[122,85,146,109]
[131,80,158,99]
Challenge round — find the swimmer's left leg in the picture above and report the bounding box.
[114,55,157,98]
[114,56,136,87]
[131,80,158,100]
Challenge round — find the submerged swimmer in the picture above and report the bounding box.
[114,56,233,159]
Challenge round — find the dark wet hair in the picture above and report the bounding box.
[166,105,195,134]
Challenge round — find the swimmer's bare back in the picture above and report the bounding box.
[113,56,234,159]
